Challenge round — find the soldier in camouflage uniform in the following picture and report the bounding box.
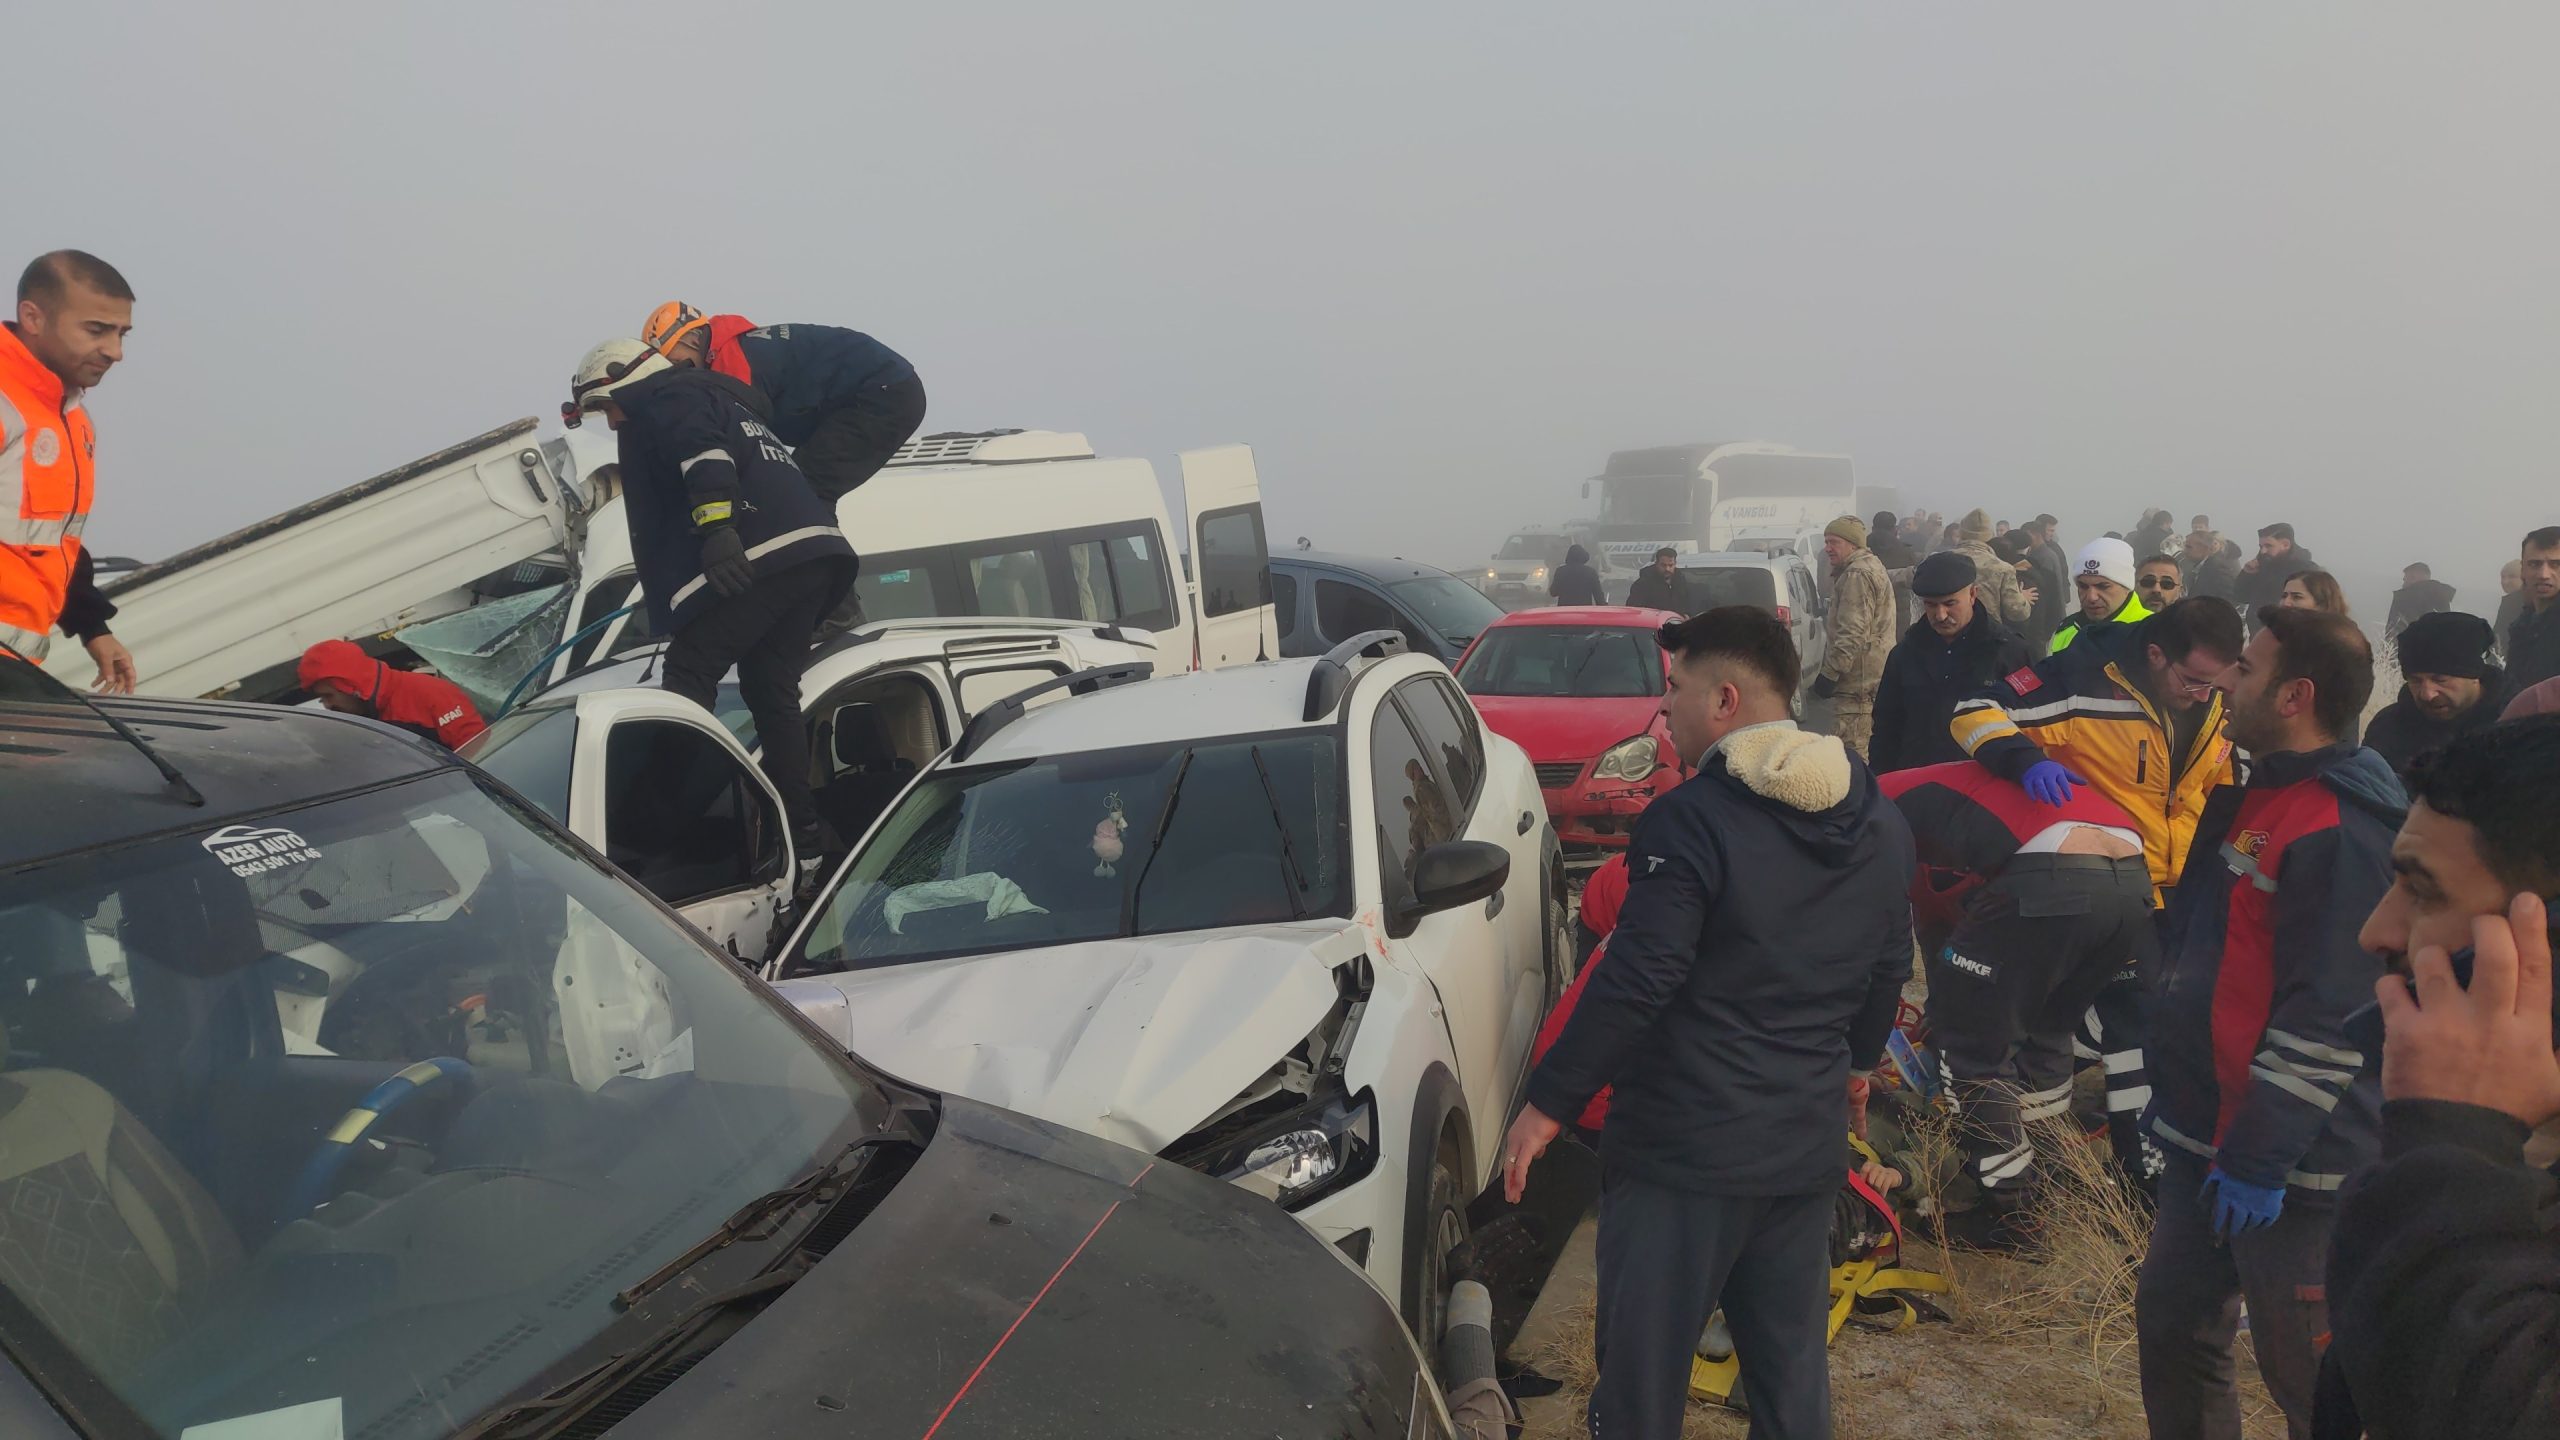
[1814,516,1897,759]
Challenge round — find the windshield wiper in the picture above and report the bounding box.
[1247,744,1311,920]
[1119,747,1195,933]
[451,1266,806,1440]
[0,641,203,806]
[614,1133,898,1308]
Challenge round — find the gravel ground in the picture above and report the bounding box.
[1507,1224,2287,1440]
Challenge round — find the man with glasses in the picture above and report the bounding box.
[2137,555,2184,609]
[1952,598,2245,1186]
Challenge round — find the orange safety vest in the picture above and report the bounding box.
[0,325,95,660]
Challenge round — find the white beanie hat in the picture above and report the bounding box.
[2075,537,2137,591]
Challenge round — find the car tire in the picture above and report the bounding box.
[1404,1136,1470,1356]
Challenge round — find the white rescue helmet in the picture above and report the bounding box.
[563,338,670,428]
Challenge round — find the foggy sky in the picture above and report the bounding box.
[21,3,2558,614]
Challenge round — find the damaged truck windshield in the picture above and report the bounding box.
[793,733,1351,970]
[0,771,886,1440]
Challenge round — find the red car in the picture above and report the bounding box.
[1452,606,1687,854]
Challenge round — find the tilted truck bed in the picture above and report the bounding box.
[44,419,579,701]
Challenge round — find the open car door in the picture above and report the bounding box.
[556,689,797,964]
[1178,445,1281,670]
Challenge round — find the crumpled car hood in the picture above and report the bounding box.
[772,919,1367,1154]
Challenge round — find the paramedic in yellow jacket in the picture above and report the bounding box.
[1949,596,2245,1190]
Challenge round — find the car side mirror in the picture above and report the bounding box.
[1393,840,1512,932]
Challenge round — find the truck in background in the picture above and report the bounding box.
[1580,442,1860,570]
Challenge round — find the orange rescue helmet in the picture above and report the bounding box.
[641,300,710,358]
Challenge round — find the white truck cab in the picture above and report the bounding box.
[465,618,1165,964]
[552,429,1278,685]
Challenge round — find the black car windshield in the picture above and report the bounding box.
[0,773,879,1439]
[790,733,1350,972]
[1458,626,1663,698]
[1386,576,1504,644]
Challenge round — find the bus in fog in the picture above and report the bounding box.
[1583,442,1860,568]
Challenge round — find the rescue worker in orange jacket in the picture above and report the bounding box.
[1,251,137,692]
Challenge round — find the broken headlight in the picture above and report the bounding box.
[1591,733,1661,782]
[1205,1089,1377,1210]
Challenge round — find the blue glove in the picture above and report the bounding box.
[2201,1165,2284,1243]
[2020,759,2087,807]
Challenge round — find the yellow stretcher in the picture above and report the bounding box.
[1688,1136,1953,1408]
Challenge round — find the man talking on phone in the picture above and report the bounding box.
[2314,715,2560,1440]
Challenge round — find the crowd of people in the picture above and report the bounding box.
[12,242,2556,1440]
[1508,504,2560,1439]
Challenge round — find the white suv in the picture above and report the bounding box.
[763,633,1567,1341]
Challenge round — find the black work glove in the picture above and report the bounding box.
[1812,673,1839,699]
[700,526,755,598]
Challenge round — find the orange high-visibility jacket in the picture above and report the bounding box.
[0,326,96,659]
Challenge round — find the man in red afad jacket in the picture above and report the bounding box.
[2138,607,2404,1440]
[297,640,486,749]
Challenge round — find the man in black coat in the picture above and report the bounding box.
[2314,717,2560,1440]
[2178,529,2241,602]
[2367,611,2506,780]
[1501,606,1916,1440]
[570,338,855,871]
[1871,551,2035,772]
[1623,546,1698,614]
[2506,525,2560,692]
[1547,544,1607,606]
[2233,522,2318,629]
[2382,563,2457,640]
[2021,515,2072,649]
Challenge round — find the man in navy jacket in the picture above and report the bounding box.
[569,338,855,871]
[1501,606,1916,1440]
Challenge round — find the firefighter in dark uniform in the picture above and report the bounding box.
[642,302,926,636]
[1881,761,2156,1248]
[568,338,855,881]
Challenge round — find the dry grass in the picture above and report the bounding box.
[1515,1100,2285,1438]
[1966,1116,2151,1390]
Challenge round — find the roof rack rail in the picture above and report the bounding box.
[952,661,1156,761]
[1302,630,1407,722]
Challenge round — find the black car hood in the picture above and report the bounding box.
[610,1097,1438,1439]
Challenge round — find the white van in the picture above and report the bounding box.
[550,429,1279,685]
